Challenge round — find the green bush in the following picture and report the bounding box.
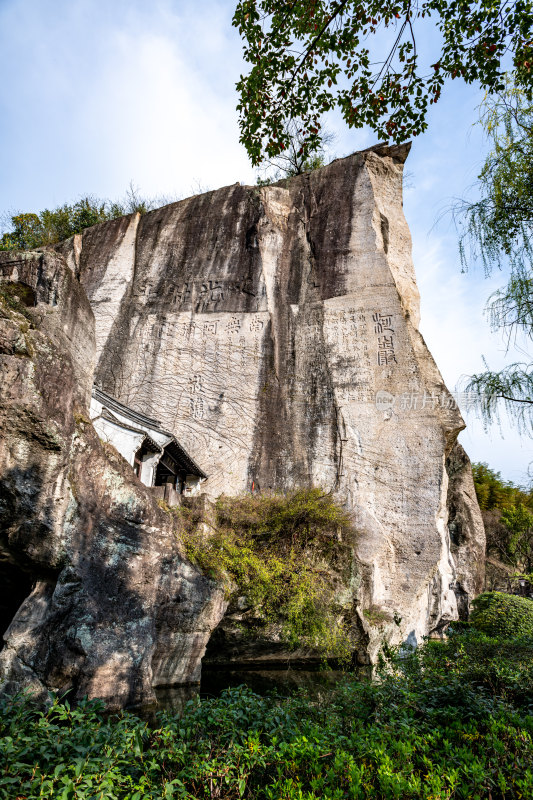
[179,489,355,657]
[470,591,533,637]
[414,627,533,711]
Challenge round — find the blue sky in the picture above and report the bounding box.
[1,0,530,484]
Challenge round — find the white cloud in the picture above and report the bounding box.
[0,0,255,209]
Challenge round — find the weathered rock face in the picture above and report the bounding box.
[0,251,226,707]
[55,144,485,658]
[446,442,486,618]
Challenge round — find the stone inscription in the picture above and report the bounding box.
[142,276,266,312]
[150,315,264,342]
[143,313,267,428]
[373,312,397,366]
[323,307,374,403]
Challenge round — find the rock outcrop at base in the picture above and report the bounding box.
[54,144,485,660]
[0,251,226,708]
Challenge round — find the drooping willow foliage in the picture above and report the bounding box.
[456,74,533,433]
[459,75,533,274]
[466,358,533,431]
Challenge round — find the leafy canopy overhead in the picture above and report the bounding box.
[233,0,533,164]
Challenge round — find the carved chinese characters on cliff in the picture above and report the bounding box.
[143,275,266,313]
[145,312,268,432]
[323,307,373,404]
[373,312,397,366]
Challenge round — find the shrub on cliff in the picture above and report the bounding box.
[179,489,356,657]
[215,488,352,544]
[470,591,533,637]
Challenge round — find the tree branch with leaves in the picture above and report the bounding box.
[233,0,533,164]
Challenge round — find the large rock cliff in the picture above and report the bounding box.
[0,145,485,702]
[56,144,484,657]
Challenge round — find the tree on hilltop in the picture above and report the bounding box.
[256,119,336,183]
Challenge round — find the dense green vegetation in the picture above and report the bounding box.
[1,624,532,799]
[179,489,356,656]
[472,462,533,581]
[472,462,533,512]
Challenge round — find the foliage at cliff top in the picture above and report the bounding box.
[0,186,174,251]
[233,0,533,165]
[470,591,533,637]
[179,488,356,656]
[2,629,532,799]
[0,200,118,251]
